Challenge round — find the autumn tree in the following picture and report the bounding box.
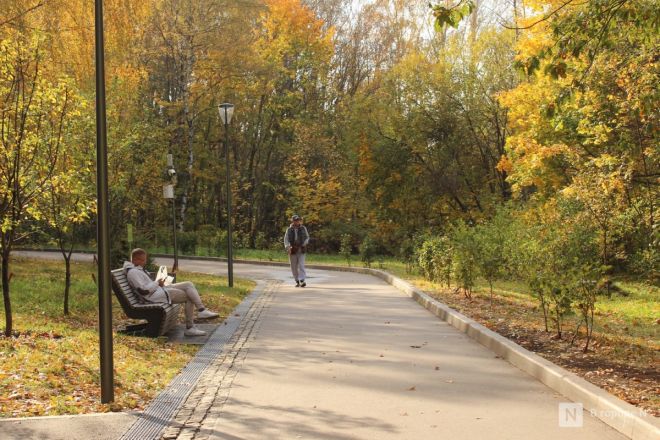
[40,116,95,315]
[499,0,659,272]
[0,30,78,334]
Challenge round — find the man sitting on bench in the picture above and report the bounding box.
[123,248,219,337]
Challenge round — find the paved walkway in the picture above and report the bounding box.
[5,253,628,439]
[147,258,624,440]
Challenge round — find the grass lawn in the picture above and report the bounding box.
[147,245,409,270]
[0,257,254,417]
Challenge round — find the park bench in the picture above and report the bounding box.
[110,268,182,337]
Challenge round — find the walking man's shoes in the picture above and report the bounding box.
[295,280,300,287]
[300,280,306,287]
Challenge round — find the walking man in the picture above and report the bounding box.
[284,214,309,287]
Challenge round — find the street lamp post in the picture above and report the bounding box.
[94,0,113,403]
[218,103,234,287]
[164,154,178,272]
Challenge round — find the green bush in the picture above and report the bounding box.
[399,237,416,274]
[196,225,218,253]
[177,231,197,255]
[360,236,377,268]
[340,234,353,266]
[417,236,452,286]
[630,236,659,285]
[511,201,601,341]
[110,239,130,269]
[473,211,511,304]
[154,226,173,251]
[209,230,228,256]
[255,232,269,250]
[270,237,284,252]
[450,223,479,299]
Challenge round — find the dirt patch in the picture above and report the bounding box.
[427,287,659,417]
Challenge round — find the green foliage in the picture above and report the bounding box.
[254,232,269,250]
[359,236,377,268]
[572,271,602,352]
[431,1,475,31]
[177,231,197,255]
[196,225,218,251]
[340,234,353,267]
[417,235,452,287]
[398,236,419,274]
[211,230,229,256]
[508,201,602,338]
[449,223,479,299]
[630,230,660,285]
[473,210,512,304]
[110,239,130,270]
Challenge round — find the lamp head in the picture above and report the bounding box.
[218,103,234,125]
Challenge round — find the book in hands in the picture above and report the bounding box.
[155,266,174,286]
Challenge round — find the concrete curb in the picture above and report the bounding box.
[358,267,659,440]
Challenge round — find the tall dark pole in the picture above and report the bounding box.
[94,0,114,403]
[224,121,233,287]
[171,197,178,272]
[166,154,178,272]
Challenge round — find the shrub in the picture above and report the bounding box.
[209,230,228,256]
[110,239,130,270]
[269,237,283,252]
[196,225,218,254]
[255,232,269,250]
[449,223,479,299]
[340,234,353,266]
[360,236,377,268]
[177,231,197,255]
[630,238,659,285]
[417,236,452,286]
[474,212,510,306]
[514,201,601,340]
[399,237,416,274]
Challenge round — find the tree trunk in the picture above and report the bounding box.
[513,0,520,40]
[469,0,480,45]
[2,241,12,337]
[583,307,594,353]
[540,294,549,332]
[64,253,71,316]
